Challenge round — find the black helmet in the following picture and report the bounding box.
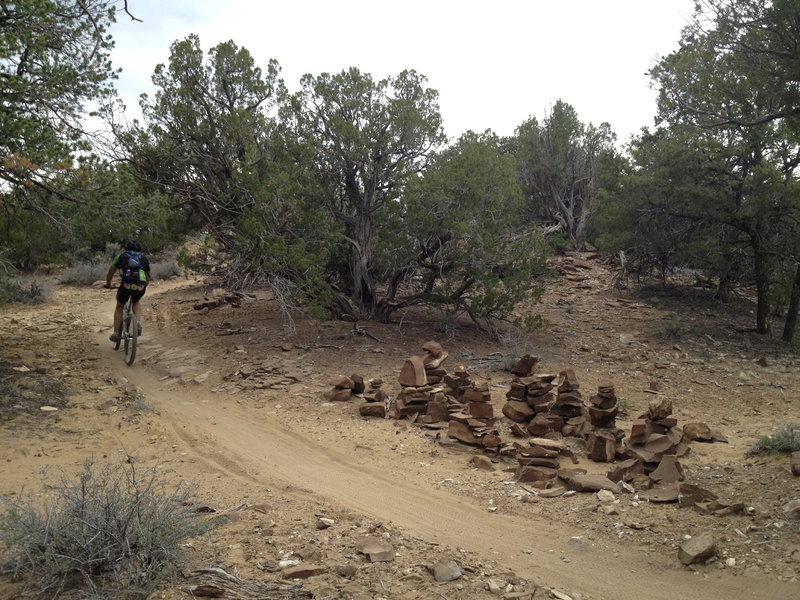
[125,240,142,252]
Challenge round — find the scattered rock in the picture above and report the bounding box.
[538,487,567,498]
[359,402,386,418]
[649,455,685,484]
[281,564,328,579]
[355,536,394,562]
[639,484,680,503]
[596,490,616,503]
[678,533,717,565]
[783,499,800,519]
[431,560,462,582]
[561,473,619,493]
[683,422,713,442]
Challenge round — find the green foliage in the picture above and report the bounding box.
[124,35,284,240]
[633,0,800,336]
[0,277,47,306]
[653,0,800,131]
[0,0,117,194]
[509,100,619,242]
[289,67,447,312]
[0,257,47,305]
[661,320,681,339]
[1,161,186,271]
[748,423,800,455]
[0,459,204,599]
[379,132,548,329]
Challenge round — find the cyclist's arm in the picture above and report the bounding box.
[105,266,117,288]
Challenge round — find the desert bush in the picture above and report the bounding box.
[0,459,205,599]
[0,277,47,305]
[748,422,800,455]
[58,263,108,286]
[60,258,182,286]
[150,260,182,280]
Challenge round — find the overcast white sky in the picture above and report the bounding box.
[110,0,696,144]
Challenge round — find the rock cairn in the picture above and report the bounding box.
[502,361,604,443]
[552,369,590,438]
[394,341,449,423]
[390,342,502,450]
[324,374,365,402]
[585,382,624,463]
[624,397,688,471]
[358,378,388,418]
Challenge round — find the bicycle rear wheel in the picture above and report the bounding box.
[123,313,138,366]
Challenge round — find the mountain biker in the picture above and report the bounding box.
[104,241,151,342]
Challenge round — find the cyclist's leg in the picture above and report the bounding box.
[113,287,130,335]
[130,289,146,333]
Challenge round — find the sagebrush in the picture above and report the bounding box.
[749,422,800,455]
[0,459,205,599]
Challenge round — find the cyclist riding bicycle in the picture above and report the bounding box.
[105,241,151,342]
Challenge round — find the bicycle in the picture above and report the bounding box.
[112,295,139,366]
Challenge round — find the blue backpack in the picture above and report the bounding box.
[120,251,145,283]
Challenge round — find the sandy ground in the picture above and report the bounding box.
[0,254,798,600]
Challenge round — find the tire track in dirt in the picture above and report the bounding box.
[88,286,795,600]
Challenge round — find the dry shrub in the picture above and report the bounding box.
[0,459,205,599]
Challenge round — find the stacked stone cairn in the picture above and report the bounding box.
[503,355,557,436]
[394,341,449,422]
[445,373,500,450]
[585,382,625,463]
[502,360,591,440]
[619,396,689,482]
[390,342,501,450]
[358,378,389,418]
[324,374,365,402]
[552,368,591,438]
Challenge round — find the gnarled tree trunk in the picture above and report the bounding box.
[783,261,800,342]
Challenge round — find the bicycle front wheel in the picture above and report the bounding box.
[123,313,138,366]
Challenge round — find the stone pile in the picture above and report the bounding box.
[442,367,501,450]
[623,397,689,471]
[323,374,365,402]
[585,382,624,463]
[393,341,449,422]
[552,369,591,438]
[502,364,600,441]
[513,437,565,484]
[358,378,388,418]
[390,342,503,450]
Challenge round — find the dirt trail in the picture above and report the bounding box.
[72,283,795,600]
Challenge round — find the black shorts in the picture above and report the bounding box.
[116,282,147,304]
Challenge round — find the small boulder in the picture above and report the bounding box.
[330,374,354,389]
[683,422,713,442]
[678,533,717,565]
[431,560,462,582]
[783,499,800,519]
[281,564,328,579]
[562,473,619,493]
[648,397,673,420]
[355,537,394,562]
[422,340,443,358]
